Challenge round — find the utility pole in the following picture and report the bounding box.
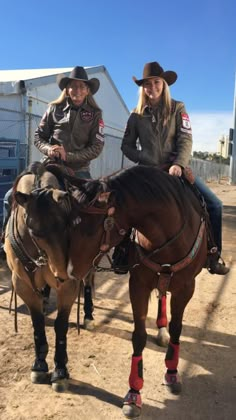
[229,74,236,184]
[218,136,224,183]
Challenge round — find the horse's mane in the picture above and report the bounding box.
[11,161,63,210]
[107,165,185,207]
[12,161,44,192]
[67,165,191,209]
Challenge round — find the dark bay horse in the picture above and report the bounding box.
[4,162,93,391]
[65,165,208,417]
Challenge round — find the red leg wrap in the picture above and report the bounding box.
[165,341,179,371]
[156,295,167,328]
[129,355,144,391]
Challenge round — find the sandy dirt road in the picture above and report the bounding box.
[0,180,236,420]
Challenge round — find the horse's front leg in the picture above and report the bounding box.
[12,272,49,384]
[123,271,150,419]
[51,279,79,392]
[156,294,170,347]
[164,279,195,394]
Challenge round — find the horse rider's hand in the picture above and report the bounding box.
[169,165,182,177]
[48,145,66,161]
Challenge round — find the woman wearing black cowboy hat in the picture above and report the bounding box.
[113,61,229,276]
[1,67,104,323]
[34,66,104,177]
[33,66,105,326]
[1,67,104,260]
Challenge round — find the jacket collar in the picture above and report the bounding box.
[62,98,92,112]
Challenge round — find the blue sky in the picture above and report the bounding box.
[0,0,235,152]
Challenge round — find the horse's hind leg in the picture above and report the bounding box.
[123,273,150,418]
[156,294,170,347]
[164,281,195,394]
[12,273,49,384]
[83,271,95,330]
[51,279,79,392]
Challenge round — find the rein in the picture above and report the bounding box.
[135,217,205,274]
[134,217,206,296]
[8,207,48,294]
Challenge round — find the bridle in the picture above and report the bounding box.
[8,184,73,293]
[78,203,127,272]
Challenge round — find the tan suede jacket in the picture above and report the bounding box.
[121,99,192,169]
[34,99,104,172]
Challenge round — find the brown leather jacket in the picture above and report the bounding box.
[121,99,192,169]
[34,99,104,172]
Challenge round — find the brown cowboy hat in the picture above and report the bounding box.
[133,62,177,86]
[57,66,100,94]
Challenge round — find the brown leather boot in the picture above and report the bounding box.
[208,257,230,275]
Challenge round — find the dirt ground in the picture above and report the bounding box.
[0,180,236,420]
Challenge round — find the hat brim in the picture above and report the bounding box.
[57,75,100,94]
[133,71,177,86]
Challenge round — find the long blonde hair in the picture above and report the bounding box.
[50,87,101,110]
[134,78,172,125]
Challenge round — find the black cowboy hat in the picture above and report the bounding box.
[133,62,177,86]
[57,66,100,94]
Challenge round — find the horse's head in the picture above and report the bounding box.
[67,178,129,279]
[14,187,72,279]
[15,188,71,236]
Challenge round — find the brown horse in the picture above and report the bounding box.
[65,165,208,417]
[4,162,93,391]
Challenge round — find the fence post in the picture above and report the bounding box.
[27,97,33,166]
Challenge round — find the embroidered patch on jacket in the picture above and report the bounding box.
[80,110,94,122]
[181,128,192,134]
[181,113,191,130]
[96,133,104,142]
[99,119,104,135]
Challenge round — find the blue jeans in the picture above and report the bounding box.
[195,176,222,254]
[74,171,91,179]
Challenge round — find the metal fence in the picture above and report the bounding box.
[0,104,230,182]
[190,158,230,182]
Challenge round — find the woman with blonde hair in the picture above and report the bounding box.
[34,66,104,177]
[113,61,229,275]
[33,66,105,326]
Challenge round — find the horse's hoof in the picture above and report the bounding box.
[156,327,169,347]
[122,391,142,418]
[122,404,141,419]
[84,318,95,331]
[163,372,182,394]
[31,359,48,383]
[51,368,69,392]
[31,370,48,384]
[51,378,69,392]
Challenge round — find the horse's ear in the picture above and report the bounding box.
[51,189,68,203]
[97,191,116,205]
[14,191,30,208]
[97,192,111,203]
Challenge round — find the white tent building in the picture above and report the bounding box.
[0,65,131,224]
[0,65,131,174]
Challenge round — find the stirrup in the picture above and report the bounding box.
[207,255,229,275]
[112,264,129,275]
